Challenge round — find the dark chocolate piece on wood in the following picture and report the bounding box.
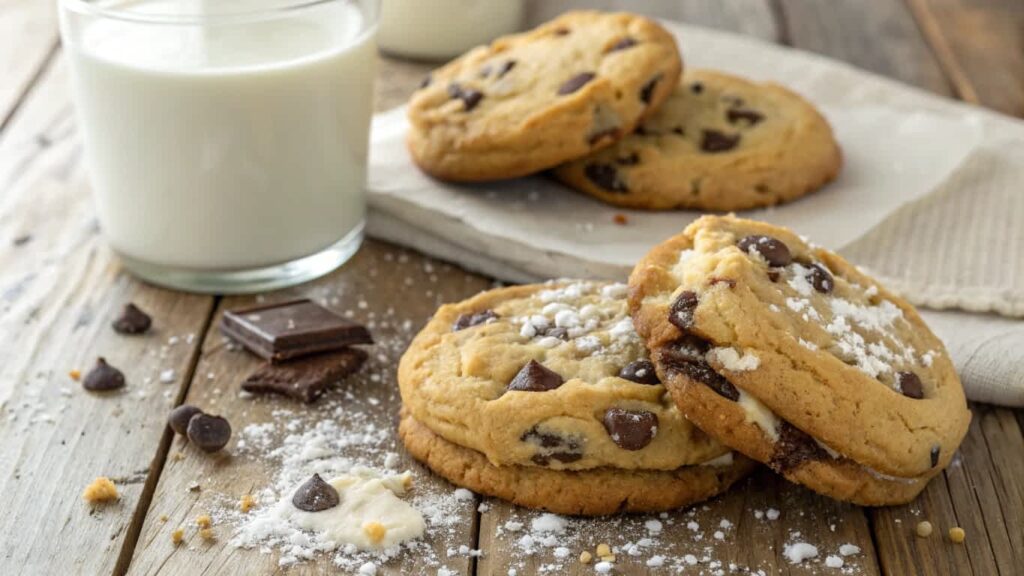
[241,349,368,403]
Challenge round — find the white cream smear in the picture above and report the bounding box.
[276,469,425,551]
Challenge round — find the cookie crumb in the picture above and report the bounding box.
[595,543,611,557]
[171,528,184,545]
[579,551,592,564]
[613,213,628,225]
[199,527,215,541]
[363,521,387,544]
[69,369,81,381]
[916,520,933,537]
[82,477,119,503]
[240,494,255,513]
[196,514,212,529]
[949,526,965,543]
[159,514,169,522]
[172,452,185,461]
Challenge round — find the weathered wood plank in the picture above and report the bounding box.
[0,0,58,132]
[126,243,491,575]
[906,0,1024,115]
[0,55,215,575]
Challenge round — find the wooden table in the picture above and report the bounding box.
[1,1,1021,574]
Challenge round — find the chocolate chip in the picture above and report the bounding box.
[658,338,739,401]
[640,76,659,104]
[553,27,570,36]
[83,357,126,392]
[769,422,829,472]
[690,82,704,94]
[897,371,924,399]
[727,108,764,125]
[447,83,483,111]
[930,445,940,467]
[608,37,637,52]
[12,234,31,246]
[418,74,431,89]
[508,360,564,392]
[767,270,781,282]
[603,408,658,450]
[496,60,516,78]
[619,360,660,384]
[168,404,204,435]
[668,290,698,331]
[806,263,834,293]
[112,303,152,334]
[671,126,685,136]
[292,473,340,512]
[700,130,740,153]
[737,235,793,267]
[558,72,595,95]
[616,153,640,166]
[584,164,627,193]
[452,309,498,331]
[186,413,232,452]
[522,426,582,465]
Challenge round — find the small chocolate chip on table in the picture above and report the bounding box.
[112,303,152,334]
[241,348,368,404]
[168,404,204,435]
[187,413,232,452]
[220,299,372,363]
[292,473,340,512]
[83,357,126,391]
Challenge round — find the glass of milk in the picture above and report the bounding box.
[58,0,379,293]
[378,0,523,60]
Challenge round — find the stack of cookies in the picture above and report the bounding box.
[406,10,842,212]
[398,216,971,512]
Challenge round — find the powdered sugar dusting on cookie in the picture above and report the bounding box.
[513,282,642,355]
[709,348,760,372]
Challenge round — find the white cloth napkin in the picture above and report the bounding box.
[366,21,1024,407]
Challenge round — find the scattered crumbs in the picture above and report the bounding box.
[613,213,628,225]
[453,488,475,502]
[477,502,491,513]
[916,520,933,537]
[68,369,81,381]
[159,514,169,522]
[783,542,818,564]
[171,528,185,545]
[766,508,780,520]
[240,494,256,513]
[825,554,844,568]
[949,526,965,543]
[839,543,861,556]
[159,369,176,383]
[196,514,212,528]
[200,527,216,541]
[579,551,592,564]
[82,477,119,503]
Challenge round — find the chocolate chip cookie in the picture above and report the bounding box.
[398,281,754,513]
[628,215,971,505]
[554,70,842,211]
[406,11,681,181]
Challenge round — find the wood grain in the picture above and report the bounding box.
[0,0,58,131]
[0,55,215,575]
[126,244,492,575]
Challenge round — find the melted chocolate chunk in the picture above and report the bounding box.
[522,427,582,465]
[769,422,829,472]
[930,445,940,467]
[640,76,660,104]
[168,404,204,436]
[186,413,232,452]
[452,309,498,331]
[897,371,924,399]
[690,82,704,94]
[558,72,596,95]
[727,108,765,125]
[83,357,126,392]
[447,83,483,111]
[618,360,660,384]
[508,360,564,392]
[584,163,627,193]
[668,290,698,331]
[700,130,740,153]
[112,303,152,334]
[806,263,834,294]
[603,408,658,450]
[736,235,793,267]
[292,473,340,512]
[608,37,638,52]
[658,338,739,401]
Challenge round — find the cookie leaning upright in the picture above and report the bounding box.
[554,70,842,211]
[397,281,755,515]
[628,215,971,505]
[406,11,682,181]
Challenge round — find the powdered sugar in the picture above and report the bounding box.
[709,347,760,371]
[783,542,818,564]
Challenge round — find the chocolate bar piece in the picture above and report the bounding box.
[241,348,368,403]
[221,299,372,362]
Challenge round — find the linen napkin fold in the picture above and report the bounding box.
[366,21,1024,406]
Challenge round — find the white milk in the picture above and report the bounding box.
[378,0,523,60]
[62,0,377,270]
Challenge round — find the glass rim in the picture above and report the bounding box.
[59,0,376,26]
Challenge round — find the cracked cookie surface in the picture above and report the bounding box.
[628,215,970,505]
[398,281,730,472]
[406,10,681,181]
[554,70,841,211]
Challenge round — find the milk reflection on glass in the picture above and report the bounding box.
[378,0,523,60]
[59,0,378,293]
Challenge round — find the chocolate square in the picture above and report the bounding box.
[241,348,368,403]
